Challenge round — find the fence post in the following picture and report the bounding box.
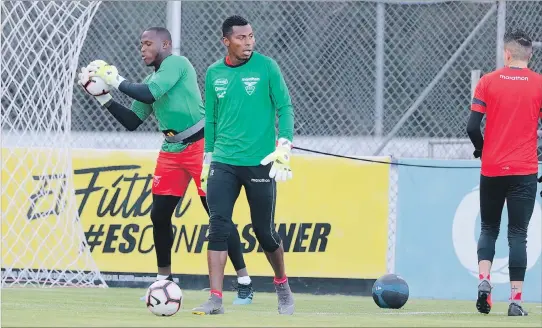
[496,0,506,69]
[374,2,385,137]
[167,1,182,55]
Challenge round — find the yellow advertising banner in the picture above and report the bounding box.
[2,148,390,279]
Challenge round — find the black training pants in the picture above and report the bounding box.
[206,162,281,253]
[150,194,246,271]
[477,174,537,281]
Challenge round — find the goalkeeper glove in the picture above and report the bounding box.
[87,59,108,72]
[77,66,112,106]
[89,64,126,89]
[260,138,293,182]
[200,152,212,193]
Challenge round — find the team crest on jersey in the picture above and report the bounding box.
[214,78,228,99]
[153,175,161,187]
[242,77,260,95]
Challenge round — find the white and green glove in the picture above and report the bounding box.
[200,152,213,193]
[89,64,126,89]
[77,65,112,106]
[260,138,293,182]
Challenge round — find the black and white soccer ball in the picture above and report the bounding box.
[82,60,111,96]
[145,280,183,316]
[83,75,110,96]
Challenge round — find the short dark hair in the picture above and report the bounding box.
[504,29,533,61]
[145,27,172,42]
[222,15,249,38]
[504,29,532,47]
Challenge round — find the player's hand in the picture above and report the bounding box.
[77,66,112,106]
[89,64,126,89]
[200,152,212,193]
[260,138,293,182]
[86,59,108,72]
[473,149,482,159]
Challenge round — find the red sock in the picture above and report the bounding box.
[479,273,490,281]
[274,276,288,284]
[511,291,522,301]
[210,289,222,298]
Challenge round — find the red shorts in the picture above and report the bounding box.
[152,139,205,197]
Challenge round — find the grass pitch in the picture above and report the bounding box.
[1,288,541,327]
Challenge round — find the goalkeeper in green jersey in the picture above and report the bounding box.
[76,27,255,305]
[192,16,295,316]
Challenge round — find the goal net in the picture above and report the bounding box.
[1,1,106,287]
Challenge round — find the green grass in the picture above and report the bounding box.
[1,288,541,327]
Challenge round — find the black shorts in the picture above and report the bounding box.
[205,161,281,252]
[479,174,537,231]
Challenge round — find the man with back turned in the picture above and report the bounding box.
[467,29,542,317]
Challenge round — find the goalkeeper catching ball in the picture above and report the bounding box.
[191,16,295,316]
[77,27,255,305]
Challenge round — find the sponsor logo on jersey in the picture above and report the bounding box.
[214,78,229,98]
[214,78,228,85]
[250,178,270,183]
[242,77,260,95]
[499,74,528,81]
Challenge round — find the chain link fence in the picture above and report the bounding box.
[1,0,540,284]
[67,0,541,159]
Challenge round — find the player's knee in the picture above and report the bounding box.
[150,206,174,267]
[477,234,497,262]
[150,212,169,228]
[150,200,174,228]
[508,230,528,243]
[207,215,231,251]
[508,223,528,239]
[480,221,500,238]
[150,206,173,245]
[254,228,281,253]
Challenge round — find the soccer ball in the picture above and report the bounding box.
[145,280,183,316]
[372,273,409,309]
[83,75,110,96]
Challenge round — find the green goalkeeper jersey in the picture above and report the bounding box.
[204,51,295,166]
[131,55,204,153]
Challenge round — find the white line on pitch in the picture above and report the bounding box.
[378,311,506,315]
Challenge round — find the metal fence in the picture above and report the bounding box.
[68,0,541,158]
[1,0,541,287]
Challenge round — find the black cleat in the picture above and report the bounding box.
[476,280,492,314]
[508,302,528,316]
